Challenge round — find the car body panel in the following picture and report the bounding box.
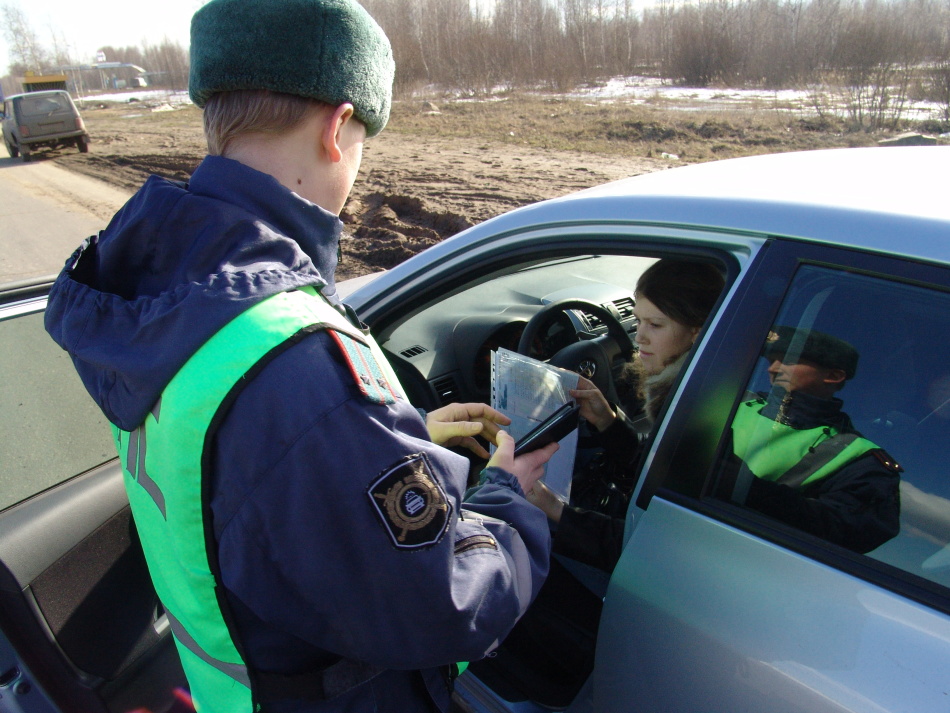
[599,497,950,713]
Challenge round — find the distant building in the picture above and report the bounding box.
[22,71,68,92]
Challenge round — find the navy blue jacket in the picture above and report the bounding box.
[45,156,551,712]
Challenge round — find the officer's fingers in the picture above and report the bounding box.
[425,404,455,426]
[451,436,491,460]
[450,402,511,427]
[487,430,515,470]
[476,403,511,426]
[476,418,503,444]
[510,442,559,494]
[518,441,559,470]
[428,419,484,447]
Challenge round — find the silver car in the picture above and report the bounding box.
[1,90,90,162]
[1,146,948,712]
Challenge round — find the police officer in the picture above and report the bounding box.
[44,1,556,711]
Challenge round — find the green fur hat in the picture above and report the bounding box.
[189,0,394,137]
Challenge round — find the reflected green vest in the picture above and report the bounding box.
[113,288,400,712]
[731,399,877,489]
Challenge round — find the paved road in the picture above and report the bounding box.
[0,156,130,284]
[0,157,128,506]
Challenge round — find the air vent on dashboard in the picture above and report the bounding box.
[431,374,462,405]
[581,311,604,329]
[580,297,635,330]
[400,345,428,359]
[612,297,635,320]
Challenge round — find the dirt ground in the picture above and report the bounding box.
[49,94,877,279]
[44,99,662,278]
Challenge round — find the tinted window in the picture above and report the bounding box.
[715,265,950,588]
[0,305,114,510]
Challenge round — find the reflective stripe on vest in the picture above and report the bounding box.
[731,399,877,488]
[114,289,398,712]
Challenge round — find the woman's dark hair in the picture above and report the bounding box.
[635,259,725,329]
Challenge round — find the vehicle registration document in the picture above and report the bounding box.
[490,348,579,500]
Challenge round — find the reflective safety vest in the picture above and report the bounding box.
[113,287,403,712]
[731,399,878,489]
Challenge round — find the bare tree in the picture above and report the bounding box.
[830,4,923,130]
[2,3,52,73]
[47,25,75,69]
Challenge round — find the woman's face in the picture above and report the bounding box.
[633,295,700,375]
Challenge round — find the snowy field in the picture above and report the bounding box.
[568,76,946,123]
[78,78,948,124]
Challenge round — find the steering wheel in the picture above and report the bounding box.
[516,298,635,405]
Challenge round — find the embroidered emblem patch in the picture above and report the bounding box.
[368,454,451,549]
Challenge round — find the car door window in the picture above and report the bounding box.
[0,305,115,510]
[714,264,950,588]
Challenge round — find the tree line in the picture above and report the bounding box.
[4,0,950,129]
[1,4,188,97]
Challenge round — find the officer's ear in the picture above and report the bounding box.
[321,103,357,163]
[824,368,848,390]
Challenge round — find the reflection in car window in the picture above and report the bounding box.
[0,308,114,511]
[717,265,950,587]
[20,95,70,116]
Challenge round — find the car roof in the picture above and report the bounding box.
[6,90,71,100]
[466,146,950,266]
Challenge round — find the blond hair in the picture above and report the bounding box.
[202,90,331,156]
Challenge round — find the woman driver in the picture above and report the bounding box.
[529,258,725,571]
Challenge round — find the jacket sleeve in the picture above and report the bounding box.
[595,405,646,467]
[745,451,901,554]
[210,331,551,670]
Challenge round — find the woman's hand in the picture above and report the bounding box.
[426,402,510,459]
[569,376,617,432]
[525,481,566,523]
[487,431,558,495]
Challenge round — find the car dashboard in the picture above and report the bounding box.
[377,255,652,408]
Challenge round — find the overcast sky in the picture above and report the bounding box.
[3,0,202,72]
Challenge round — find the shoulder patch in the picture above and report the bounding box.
[327,329,397,405]
[368,454,452,550]
[871,449,904,473]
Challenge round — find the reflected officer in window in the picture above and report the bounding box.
[732,326,902,553]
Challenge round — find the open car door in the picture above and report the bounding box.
[0,279,188,713]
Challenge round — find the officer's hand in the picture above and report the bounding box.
[487,431,558,495]
[426,402,511,459]
[569,376,616,432]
